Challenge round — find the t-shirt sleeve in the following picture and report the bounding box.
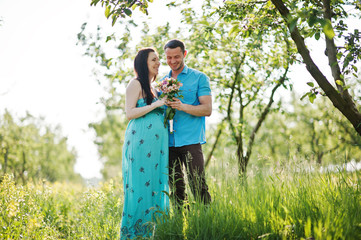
[198,74,211,96]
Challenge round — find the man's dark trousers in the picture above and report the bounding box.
[169,143,211,207]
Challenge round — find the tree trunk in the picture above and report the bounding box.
[317,152,324,165]
[238,155,249,182]
[3,147,8,174]
[20,151,26,185]
[271,0,361,136]
[243,66,289,172]
[205,121,224,168]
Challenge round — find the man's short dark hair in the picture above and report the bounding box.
[164,39,186,53]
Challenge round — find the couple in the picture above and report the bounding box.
[120,39,212,239]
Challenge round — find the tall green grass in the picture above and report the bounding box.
[155,169,361,239]
[1,168,361,239]
[0,176,123,239]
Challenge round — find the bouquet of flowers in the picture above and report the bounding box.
[156,77,183,133]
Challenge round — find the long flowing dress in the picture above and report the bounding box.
[120,98,169,239]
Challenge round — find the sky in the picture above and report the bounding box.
[0,1,357,179]
[0,0,185,179]
[0,0,108,178]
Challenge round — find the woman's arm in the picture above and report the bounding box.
[125,80,166,120]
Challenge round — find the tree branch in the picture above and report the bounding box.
[271,0,361,135]
[244,65,289,167]
[227,55,246,143]
[322,0,357,106]
[205,119,225,168]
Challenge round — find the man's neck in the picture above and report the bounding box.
[171,65,185,79]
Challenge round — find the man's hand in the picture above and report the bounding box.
[166,95,212,117]
[167,98,184,111]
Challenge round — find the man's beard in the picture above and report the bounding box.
[175,61,184,71]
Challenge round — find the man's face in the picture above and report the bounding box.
[165,47,186,72]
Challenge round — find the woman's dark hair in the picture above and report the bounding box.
[164,39,185,53]
[134,48,157,105]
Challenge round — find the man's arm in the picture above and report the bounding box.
[167,95,212,117]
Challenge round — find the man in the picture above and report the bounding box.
[164,39,212,207]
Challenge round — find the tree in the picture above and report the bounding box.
[90,113,127,179]
[91,0,361,136]
[252,90,361,167]
[77,19,175,179]
[175,1,296,175]
[0,110,81,183]
[217,0,361,135]
[85,0,295,176]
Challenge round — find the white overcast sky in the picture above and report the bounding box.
[0,0,356,179]
[0,0,185,179]
[0,0,107,178]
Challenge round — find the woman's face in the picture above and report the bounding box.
[147,51,160,79]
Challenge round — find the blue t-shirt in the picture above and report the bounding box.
[163,65,211,147]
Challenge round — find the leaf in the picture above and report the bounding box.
[335,80,343,86]
[314,32,320,40]
[105,5,111,18]
[112,15,117,26]
[205,31,210,40]
[336,52,343,60]
[124,8,132,16]
[305,218,312,238]
[300,92,309,101]
[229,23,240,37]
[309,93,316,103]
[322,19,335,39]
[289,17,298,32]
[91,0,101,6]
[352,65,358,72]
[307,82,314,87]
[308,15,318,27]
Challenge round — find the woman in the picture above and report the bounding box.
[120,48,169,239]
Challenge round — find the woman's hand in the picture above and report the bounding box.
[152,98,166,108]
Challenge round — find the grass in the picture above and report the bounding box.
[1,167,361,239]
[155,169,361,239]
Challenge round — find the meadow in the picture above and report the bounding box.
[1,166,361,239]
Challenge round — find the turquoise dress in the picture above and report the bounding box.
[120,98,169,239]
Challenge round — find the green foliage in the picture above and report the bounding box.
[249,92,361,167]
[178,0,297,173]
[90,113,128,180]
[2,167,361,239]
[155,169,361,239]
[0,174,123,239]
[203,87,361,171]
[83,0,361,177]
[90,0,151,26]
[0,110,81,183]
[216,0,361,135]
[77,18,176,179]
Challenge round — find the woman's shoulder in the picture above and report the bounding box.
[127,78,141,87]
[127,79,142,90]
[126,78,142,95]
